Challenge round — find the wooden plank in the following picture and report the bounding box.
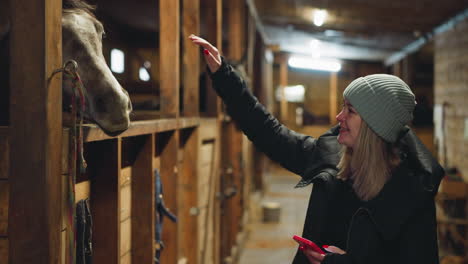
[224,6,248,260]
[182,0,200,117]
[199,118,218,140]
[201,0,222,117]
[0,129,8,179]
[178,129,198,263]
[132,134,155,263]
[120,167,132,186]
[220,122,243,262]
[120,218,132,256]
[197,141,214,264]
[179,117,200,130]
[61,230,66,264]
[0,180,8,236]
[278,53,288,122]
[158,131,179,264]
[0,238,8,264]
[89,139,121,263]
[75,181,91,203]
[226,0,245,61]
[329,72,338,124]
[83,119,179,142]
[121,252,131,264]
[120,181,132,221]
[160,0,180,118]
[9,0,62,263]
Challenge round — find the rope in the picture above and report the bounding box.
[51,60,88,264]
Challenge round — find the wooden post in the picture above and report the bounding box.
[227,0,245,61]
[278,53,289,122]
[160,0,180,118]
[329,72,338,124]
[223,1,246,261]
[0,129,8,262]
[90,139,121,263]
[9,0,62,263]
[201,0,222,117]
[178,129,198,264]
[182,0,200,117]
[132,134,155,263]
[157,131,179,264]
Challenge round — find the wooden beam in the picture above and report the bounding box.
[0,180,8,237]
[278,53,289,122]
[245,0,270,46]
[90,139,121,263]
[201,0,222,117]
[329,72,338,124]
[227,0,245,61]
[182,0,200,117]
[157,131,179,263]
[160,0,180,118]
[0,238,8,264]
[0,131,8,179]
[178,129,198,264]
[132,134,155,263]
[9,0,62,263]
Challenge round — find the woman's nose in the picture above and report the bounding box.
[336,110,345,122]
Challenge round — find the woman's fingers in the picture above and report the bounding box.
[189,34,218,54]
[301,248,325,264]
[203,49,221,73]
[323,245,346,255]
[188,34,222,72]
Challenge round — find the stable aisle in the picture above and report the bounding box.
[239,164,313,264]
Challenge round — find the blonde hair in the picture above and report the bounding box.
[337,121,400,201]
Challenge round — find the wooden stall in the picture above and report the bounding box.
[0,0,274,263]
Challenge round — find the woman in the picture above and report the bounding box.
[189,35,444,264]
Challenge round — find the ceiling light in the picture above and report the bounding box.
[288,55,341,72]
[309,39,321,58]
[310,39,320,49]
[313,9,327,27]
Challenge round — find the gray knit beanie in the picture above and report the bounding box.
[343,74,416,143]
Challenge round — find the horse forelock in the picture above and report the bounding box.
[63,0,97,20]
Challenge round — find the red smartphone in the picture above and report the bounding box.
[292,235,325,254]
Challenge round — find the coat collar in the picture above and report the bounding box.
[296,125,341,188]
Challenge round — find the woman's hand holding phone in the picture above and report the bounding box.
[293,235,346,264]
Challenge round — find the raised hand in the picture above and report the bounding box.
[188,34,222,73]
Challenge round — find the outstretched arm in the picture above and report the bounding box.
[189,35,317,176]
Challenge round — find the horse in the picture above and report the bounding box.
[0,0,132,136]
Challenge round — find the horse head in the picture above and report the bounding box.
[62,2,132,136]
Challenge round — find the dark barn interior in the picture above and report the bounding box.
[1,0,468,263]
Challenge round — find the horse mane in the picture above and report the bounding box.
[63,0,97,17]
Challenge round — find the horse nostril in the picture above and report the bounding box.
[127,99,133,112]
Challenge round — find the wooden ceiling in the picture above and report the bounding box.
[93,0,468,62]
[254,0,468,61]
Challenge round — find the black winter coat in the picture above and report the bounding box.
[210,59,445,264]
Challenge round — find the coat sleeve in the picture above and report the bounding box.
[210,58,317,176]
